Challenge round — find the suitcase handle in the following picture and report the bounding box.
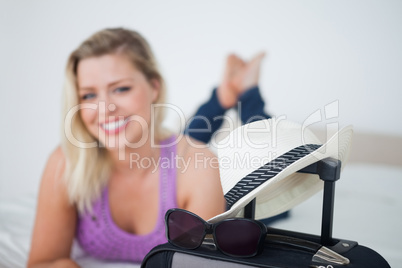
[266,234,350,265]
[244,157,341,246]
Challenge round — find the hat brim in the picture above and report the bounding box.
[208,125,353,223]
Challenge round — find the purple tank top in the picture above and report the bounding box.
[76,136,178,263]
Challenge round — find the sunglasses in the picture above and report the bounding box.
[165,208,267,258]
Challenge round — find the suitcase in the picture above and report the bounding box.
[141,158,390,268]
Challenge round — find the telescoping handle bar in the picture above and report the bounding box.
[244,157,341,246]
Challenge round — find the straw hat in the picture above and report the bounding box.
[208,118,353,223]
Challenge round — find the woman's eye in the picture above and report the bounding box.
[81,93,96,100]
[114,87,131,93]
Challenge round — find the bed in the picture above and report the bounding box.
[1,164,401,267]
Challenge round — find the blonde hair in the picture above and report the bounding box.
[61,28,168,213]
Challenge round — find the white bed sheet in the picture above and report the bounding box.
[0,192,139,268]
[1,164,401,267]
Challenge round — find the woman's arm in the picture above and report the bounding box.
[27,147,80,268]
[176,137,226,220]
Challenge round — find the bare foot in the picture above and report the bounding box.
[236,52,266,95]
[217,54,245,109]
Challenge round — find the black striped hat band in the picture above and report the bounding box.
[224,144,322,209]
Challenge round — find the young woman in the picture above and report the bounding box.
[27,28,269,267]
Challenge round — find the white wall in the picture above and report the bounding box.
[1,0,401,197]
[1,1,401,266]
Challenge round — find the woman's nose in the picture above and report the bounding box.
[96,100,117,124]
[97,94,117,113]
[106,102,117,117]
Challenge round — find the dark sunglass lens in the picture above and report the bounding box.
[167,211,205,249]
[215,220,262,257]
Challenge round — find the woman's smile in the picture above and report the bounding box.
[100,117,130,135]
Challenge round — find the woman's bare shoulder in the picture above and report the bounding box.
[40,145,69,199]
[44,146,66,178]
[50,145,65,160]
[46,145,65,165]
[175,136,225,219]
[176,135,216,158]
[175,135,219,175]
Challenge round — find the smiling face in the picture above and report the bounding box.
[76,53,159,150]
